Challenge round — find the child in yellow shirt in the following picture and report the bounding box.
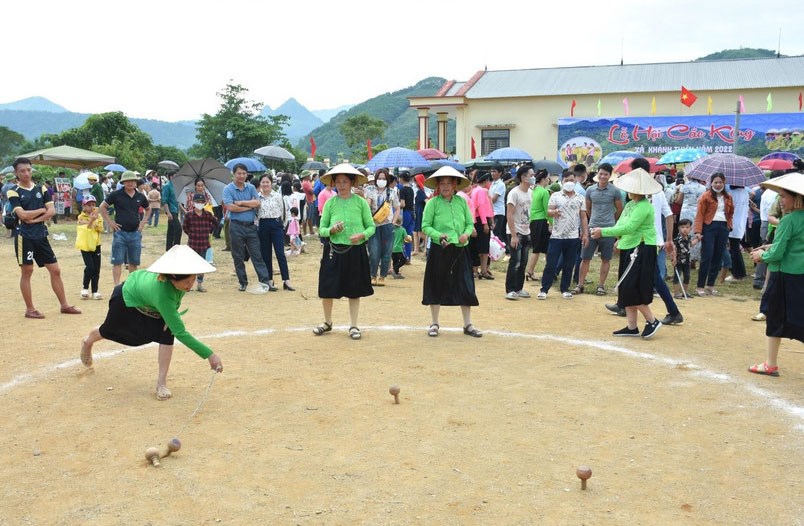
[75,195,104,299]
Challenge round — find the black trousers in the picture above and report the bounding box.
[81,247,101,293]
[166,215,182,251]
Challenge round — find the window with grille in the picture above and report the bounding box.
[481,129,509,155]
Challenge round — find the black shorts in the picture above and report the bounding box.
[15,236,57,267]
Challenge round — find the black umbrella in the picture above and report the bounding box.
[301,160,328,171]
[172,159,232,204]
[532,159,565,175]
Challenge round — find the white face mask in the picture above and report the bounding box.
[563,182,576,193]
[194,203,204,210]
[528,176,536,186]
[376,180,388,189]
[712,186,723,193]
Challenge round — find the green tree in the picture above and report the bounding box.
[0,126,26,162]
[339,113,387,151]
[193,83,288,162]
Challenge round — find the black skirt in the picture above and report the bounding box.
[98,284,175,347]
[318,242,374,299]
[473,218,491,253]
[763,272,804,342]
[422,244,479,306]
[616,243,656,307]
[530,219,551,254]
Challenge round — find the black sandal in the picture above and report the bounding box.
[428,323,439,337]
[463,324,483,338]
[313,322,332,336]
[349,326,362,340]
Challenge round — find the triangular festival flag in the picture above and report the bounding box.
[310,136,316,158]
[570,99,576,117]
[767,93,773,112]
[470,137,477,159]
[651,96,656,115]
[739,95,746,113]
[367,139,372,160]
[799,91,803,111]
[597,99,602,116]
[707,96,713,115]
[680,86,697,108]
[622,98,629,116]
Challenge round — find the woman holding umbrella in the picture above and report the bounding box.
[693,173,734,296]
[421,166,482,338]
[748,172,804,377]
[313,164,375,340]
[590,168,663,339]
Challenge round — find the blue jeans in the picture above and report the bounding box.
[402,210,414,259]
[230,220,270,286]
[258,218,289,281]
[505,233,530,293]
[541,238,581,293]
[147,208,160,227]
[110,230,142,265]
[368,223,394,278]
[697,221,729,288]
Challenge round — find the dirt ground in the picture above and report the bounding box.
[1,222,802,526]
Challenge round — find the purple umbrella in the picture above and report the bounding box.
[760,152,801,162]
[684,153,765,187]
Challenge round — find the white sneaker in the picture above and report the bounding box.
[93,292,103,300]
[80,289,89,299]
[562,291,573,299]
[516,290,530,298]
[505,291,519,300]
[536,291,547,300]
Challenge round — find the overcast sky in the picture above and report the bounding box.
[4,0,802,122]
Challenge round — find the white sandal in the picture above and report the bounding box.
[156,385,172,401]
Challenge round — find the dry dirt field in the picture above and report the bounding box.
[1,223,802,525]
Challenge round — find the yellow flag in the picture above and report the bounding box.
[651,96,656,115]
[707,96,713,115]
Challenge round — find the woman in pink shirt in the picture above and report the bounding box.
[471,172,494,279]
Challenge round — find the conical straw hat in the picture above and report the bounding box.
[147,245,216,275]
[319,163,367,186]
[424,166,471,190]
[760,171,804,196]
[613,168,663,196]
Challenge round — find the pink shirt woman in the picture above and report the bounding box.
[471,184,493,225]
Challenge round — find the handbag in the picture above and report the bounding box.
[373,200,391,223]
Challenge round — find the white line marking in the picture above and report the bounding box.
[2,326,802,432]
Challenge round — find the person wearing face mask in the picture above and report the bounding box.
[504,165,534,300]
[693,173,734,296]
[365,168,400,286]
[182,193,218,292]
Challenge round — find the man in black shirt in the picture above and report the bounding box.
[398,171,415,261]
[100,170,152,285]
[8,157,81,319]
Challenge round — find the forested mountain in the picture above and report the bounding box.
[696,48,783,60]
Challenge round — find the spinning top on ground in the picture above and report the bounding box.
[389,386,400,404]
[165,438,182,457]
[145,447,161,467]
[576,465,592,490]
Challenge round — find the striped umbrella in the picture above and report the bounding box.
[684,153,765,187]
[366,147,429,171]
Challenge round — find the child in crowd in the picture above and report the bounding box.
[75,195,104,299]
[287,206,303,256]
[182,193,218,292]
[672,218,697,298]
[391,217,412,279]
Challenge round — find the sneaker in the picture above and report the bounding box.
[505,291,519,300]
[660,313,684,325]
[536,291,547,300]
[613,326,640,337]
[80,289,89,299]
[196,284,208,293]
[92,292,103,300]
[562,291,573,299]
[238,283,247,292]
[516,290,530,298]
[641,319,662,339]
[377,277,386,287]
[605,303,626,317]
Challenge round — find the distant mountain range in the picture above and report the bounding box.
[0,96,354,150]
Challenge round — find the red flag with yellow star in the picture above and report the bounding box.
[680,86,697,108]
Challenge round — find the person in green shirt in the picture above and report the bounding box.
[390,218,411,279]
[313,164,376,341]
[525,169,552,281]
[590,168,662,339]
[79,245,223,401]
[421,166,482,338]
[748,173,804,377]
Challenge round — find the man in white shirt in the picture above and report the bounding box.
[489,165,507,246]
[504,166,534,300]
[724,186,750,281]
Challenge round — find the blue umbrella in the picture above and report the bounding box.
[104,163,127,172]
[486,147,533,162]
[597,151,641,166]
[366,147,429,171]
[225,157,267,173]
[656,148,708,166]
[760,152,800,162]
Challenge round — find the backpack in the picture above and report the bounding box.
[3,187,18,229]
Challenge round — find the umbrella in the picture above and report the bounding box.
[254,145,295,162]
[225,157,267,173]
[462,157,496,169]
[485,147,533,162]
[614,157,661,174]
[104,163,127,172]
[158,160,180,170]
[655,148,708,165]
[685,153,766,187]
[416,148,448,160]
[175,179,226,208]
[532,159,564,175]
[301,160,328,171]
[19,145,115,170]
[760,152,800,163]
[366,147,429,171]
[757,158,793,171]
[598,150,641,166]
[72,172,95,190]
[172,159,232,204]
[413,160,467,176]
[1,166,13,175]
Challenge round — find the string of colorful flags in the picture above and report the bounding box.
[568,89,804,117]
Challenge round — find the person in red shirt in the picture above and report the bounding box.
[182,193,218,292]
[300,170,316,236]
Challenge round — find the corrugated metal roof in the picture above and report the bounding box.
[463,56,804,98]
[445,81,466,96]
